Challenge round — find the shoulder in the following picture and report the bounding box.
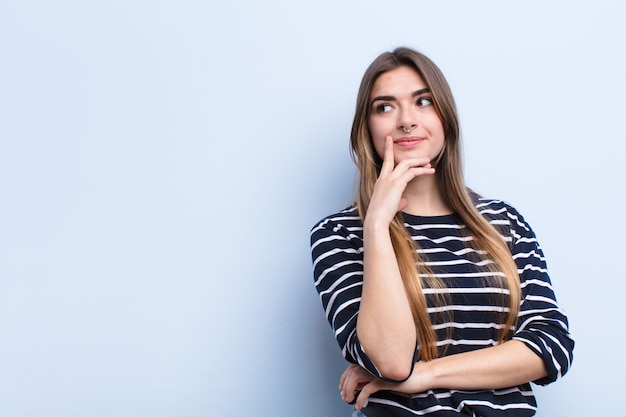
[310,205,361,233]
[310,205,364,255]
[472,194,522,221]
[472,194,535,242]
[310,205,364,246]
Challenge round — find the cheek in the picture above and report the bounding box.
[427,114,445,136]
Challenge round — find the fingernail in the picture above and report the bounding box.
[363,399,369,408]
[340,390,344,397]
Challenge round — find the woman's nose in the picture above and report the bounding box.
[399,119,417,133]
[398,109,417,133]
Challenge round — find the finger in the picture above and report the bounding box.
[342,365,370,404]
[395,157,433,171]
[341,368,356,402]
[392,167,435,190]
[339,363,357,390]
[355,381,383,410]
[342,371,357,404]
[402,162,436,177]
[380,136,395,174]
[406,165,435,177]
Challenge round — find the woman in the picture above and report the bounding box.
[310,47,574,417]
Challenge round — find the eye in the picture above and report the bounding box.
[375,103,393,114]
[417,97,433,107]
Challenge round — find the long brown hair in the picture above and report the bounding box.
[350,47,521,362]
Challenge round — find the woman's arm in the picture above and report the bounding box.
[356,136,434,380]
[358,218,416,380]
[416,340,546,390]
[343,340,547,410]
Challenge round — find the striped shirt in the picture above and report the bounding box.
[310,198,574,416]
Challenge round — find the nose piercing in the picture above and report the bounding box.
[403,126,413,133]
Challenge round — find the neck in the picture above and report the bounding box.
[402,175,452,217]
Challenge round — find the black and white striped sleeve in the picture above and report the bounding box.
[506,204,575,385]
[310,211,391,379]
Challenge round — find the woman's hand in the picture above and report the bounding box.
[340,364,408,411]
[339,364,384,408]
[365,135,434,227]
[339,363,431,410]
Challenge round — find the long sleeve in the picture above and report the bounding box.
[310,207,393,378]
[500,203,575,385]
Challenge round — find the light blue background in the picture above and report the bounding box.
[1,1,624,416]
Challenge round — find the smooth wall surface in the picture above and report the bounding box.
[1,1,624,416]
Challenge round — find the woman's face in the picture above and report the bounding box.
[368,65,445,165]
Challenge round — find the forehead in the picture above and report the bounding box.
[370,65,427,98]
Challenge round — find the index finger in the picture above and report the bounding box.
[339,363,357,390]
[380,135,395,174]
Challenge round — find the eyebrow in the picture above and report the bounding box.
[371,88,431,104]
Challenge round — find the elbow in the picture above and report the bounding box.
[359,344,415,382]
[377,361,413,382]
[361,342,414,381]
[356,329,417,381]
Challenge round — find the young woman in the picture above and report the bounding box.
[310,47,574,417]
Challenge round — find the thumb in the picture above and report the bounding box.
[397,197,408,212]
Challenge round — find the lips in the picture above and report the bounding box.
[394,136,425,146]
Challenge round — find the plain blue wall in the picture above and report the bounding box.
[1,1,624,416]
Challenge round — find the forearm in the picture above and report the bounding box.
[357,221,416,380]
[349,341,547,411]
[418,340,547,391]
